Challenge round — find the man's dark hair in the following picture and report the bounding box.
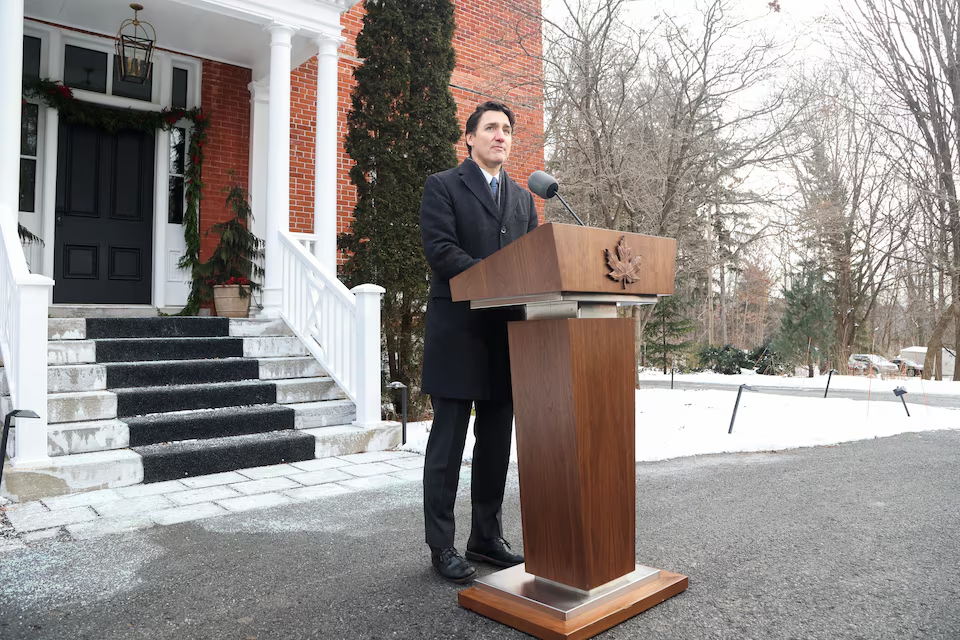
[465,101,516,156]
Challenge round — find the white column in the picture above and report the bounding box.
[353,283,386,426]
[247,80,270,270]
[313,35,345,273]
[261,22,297,315]
[41,29,63,282]
[0,0,25,223]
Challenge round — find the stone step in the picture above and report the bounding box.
[275,378,346,404]
[49,318,85,340]
[104,358,260,389]
[242,337,309,358]
[13,400,355,457]
[6,418,129,458]
[258,356,326,380]
[49,365,108,393]
[48,419,129,456]
[48,340,96,365]
[48,305,158,318]
[47,390,118,424]
[95,337,244,363]
[113,380,277,418]
[133,430,316,483]
[125,404,296,447]
[0,449,144,502]
[86,317,230,339]
[49,317,298,340]
[5,358,324,395]
[304,422,401,459]
[291,400,357,429]
[229,318,295,337]
[3,366,108,395]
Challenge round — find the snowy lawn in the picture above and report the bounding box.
[637,368,958,395]
[400,387,960,464]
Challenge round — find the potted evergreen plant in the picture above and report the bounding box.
[200,171,264,318]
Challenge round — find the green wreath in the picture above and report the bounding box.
[23,78,207,315]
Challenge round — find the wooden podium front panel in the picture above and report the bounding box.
[509,318,636,590]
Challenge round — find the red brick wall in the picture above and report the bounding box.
[290,58,318,234]
[199,61,252,261]
[288,0,545,264]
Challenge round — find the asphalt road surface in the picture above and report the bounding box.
[640,378,960,409]
[1,429,958,639]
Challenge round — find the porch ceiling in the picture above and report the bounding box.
[25,0,355,74]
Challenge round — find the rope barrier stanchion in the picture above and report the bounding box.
[728,384,753,434]
[824,369,838,398]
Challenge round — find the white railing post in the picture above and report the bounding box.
[11,275,52,466]
[352,284,385,426]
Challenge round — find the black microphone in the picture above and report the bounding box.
[528,171,585,226]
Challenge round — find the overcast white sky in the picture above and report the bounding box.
[542,0,839,58]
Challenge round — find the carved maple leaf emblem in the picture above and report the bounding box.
[605,236,642,288]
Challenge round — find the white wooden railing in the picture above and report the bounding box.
[278,230,384,426]
[0,206,54,466]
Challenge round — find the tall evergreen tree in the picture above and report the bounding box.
[339,0,460,417]
[773,269,835,377]
[643,296,695,374]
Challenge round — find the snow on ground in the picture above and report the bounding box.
[400,386,960,464]
[638,368,958,395]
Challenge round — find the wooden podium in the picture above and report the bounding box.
[450,223,687,640]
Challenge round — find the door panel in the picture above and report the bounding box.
[54,121,154,304]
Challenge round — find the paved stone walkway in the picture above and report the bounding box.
[0,450,424,550]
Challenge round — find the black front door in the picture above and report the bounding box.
[54,120,154,304]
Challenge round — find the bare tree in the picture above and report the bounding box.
[783,65,913,365]
[841,0,960,379]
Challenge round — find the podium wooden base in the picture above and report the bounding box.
[458,569,688,640]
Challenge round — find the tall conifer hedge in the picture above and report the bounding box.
[339,0,460,417]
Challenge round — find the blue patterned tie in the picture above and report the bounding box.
[490,176,499,201]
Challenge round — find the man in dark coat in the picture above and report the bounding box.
[420,101,538,583]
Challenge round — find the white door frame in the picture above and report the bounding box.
[23,20,202,309]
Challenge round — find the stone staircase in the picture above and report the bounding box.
[2,316,398,497]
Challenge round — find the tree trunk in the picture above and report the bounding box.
[719,265,728,344]
[923,301,957,380]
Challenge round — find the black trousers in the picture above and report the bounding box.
[423,396,514,549]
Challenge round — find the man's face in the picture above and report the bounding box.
[466,110,512,173]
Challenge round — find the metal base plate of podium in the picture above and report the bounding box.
[458,563,688,640]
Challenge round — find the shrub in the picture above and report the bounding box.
[697,344,751,375]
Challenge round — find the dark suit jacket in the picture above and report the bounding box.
[419,157,538,400]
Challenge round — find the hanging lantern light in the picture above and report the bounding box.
[116,4,156,84]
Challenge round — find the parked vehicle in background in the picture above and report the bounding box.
[890,356,923,377]
[847,354,899,378]
[899,347,956,380]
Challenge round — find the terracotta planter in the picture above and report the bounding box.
[212,285,251,318]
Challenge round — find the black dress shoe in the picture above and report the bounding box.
[465,537,524,568]
[431,547,477,583]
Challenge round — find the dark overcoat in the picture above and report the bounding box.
[420,157,538,400]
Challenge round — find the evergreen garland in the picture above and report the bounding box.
[23,78,208,314]
[340,0,461,418]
